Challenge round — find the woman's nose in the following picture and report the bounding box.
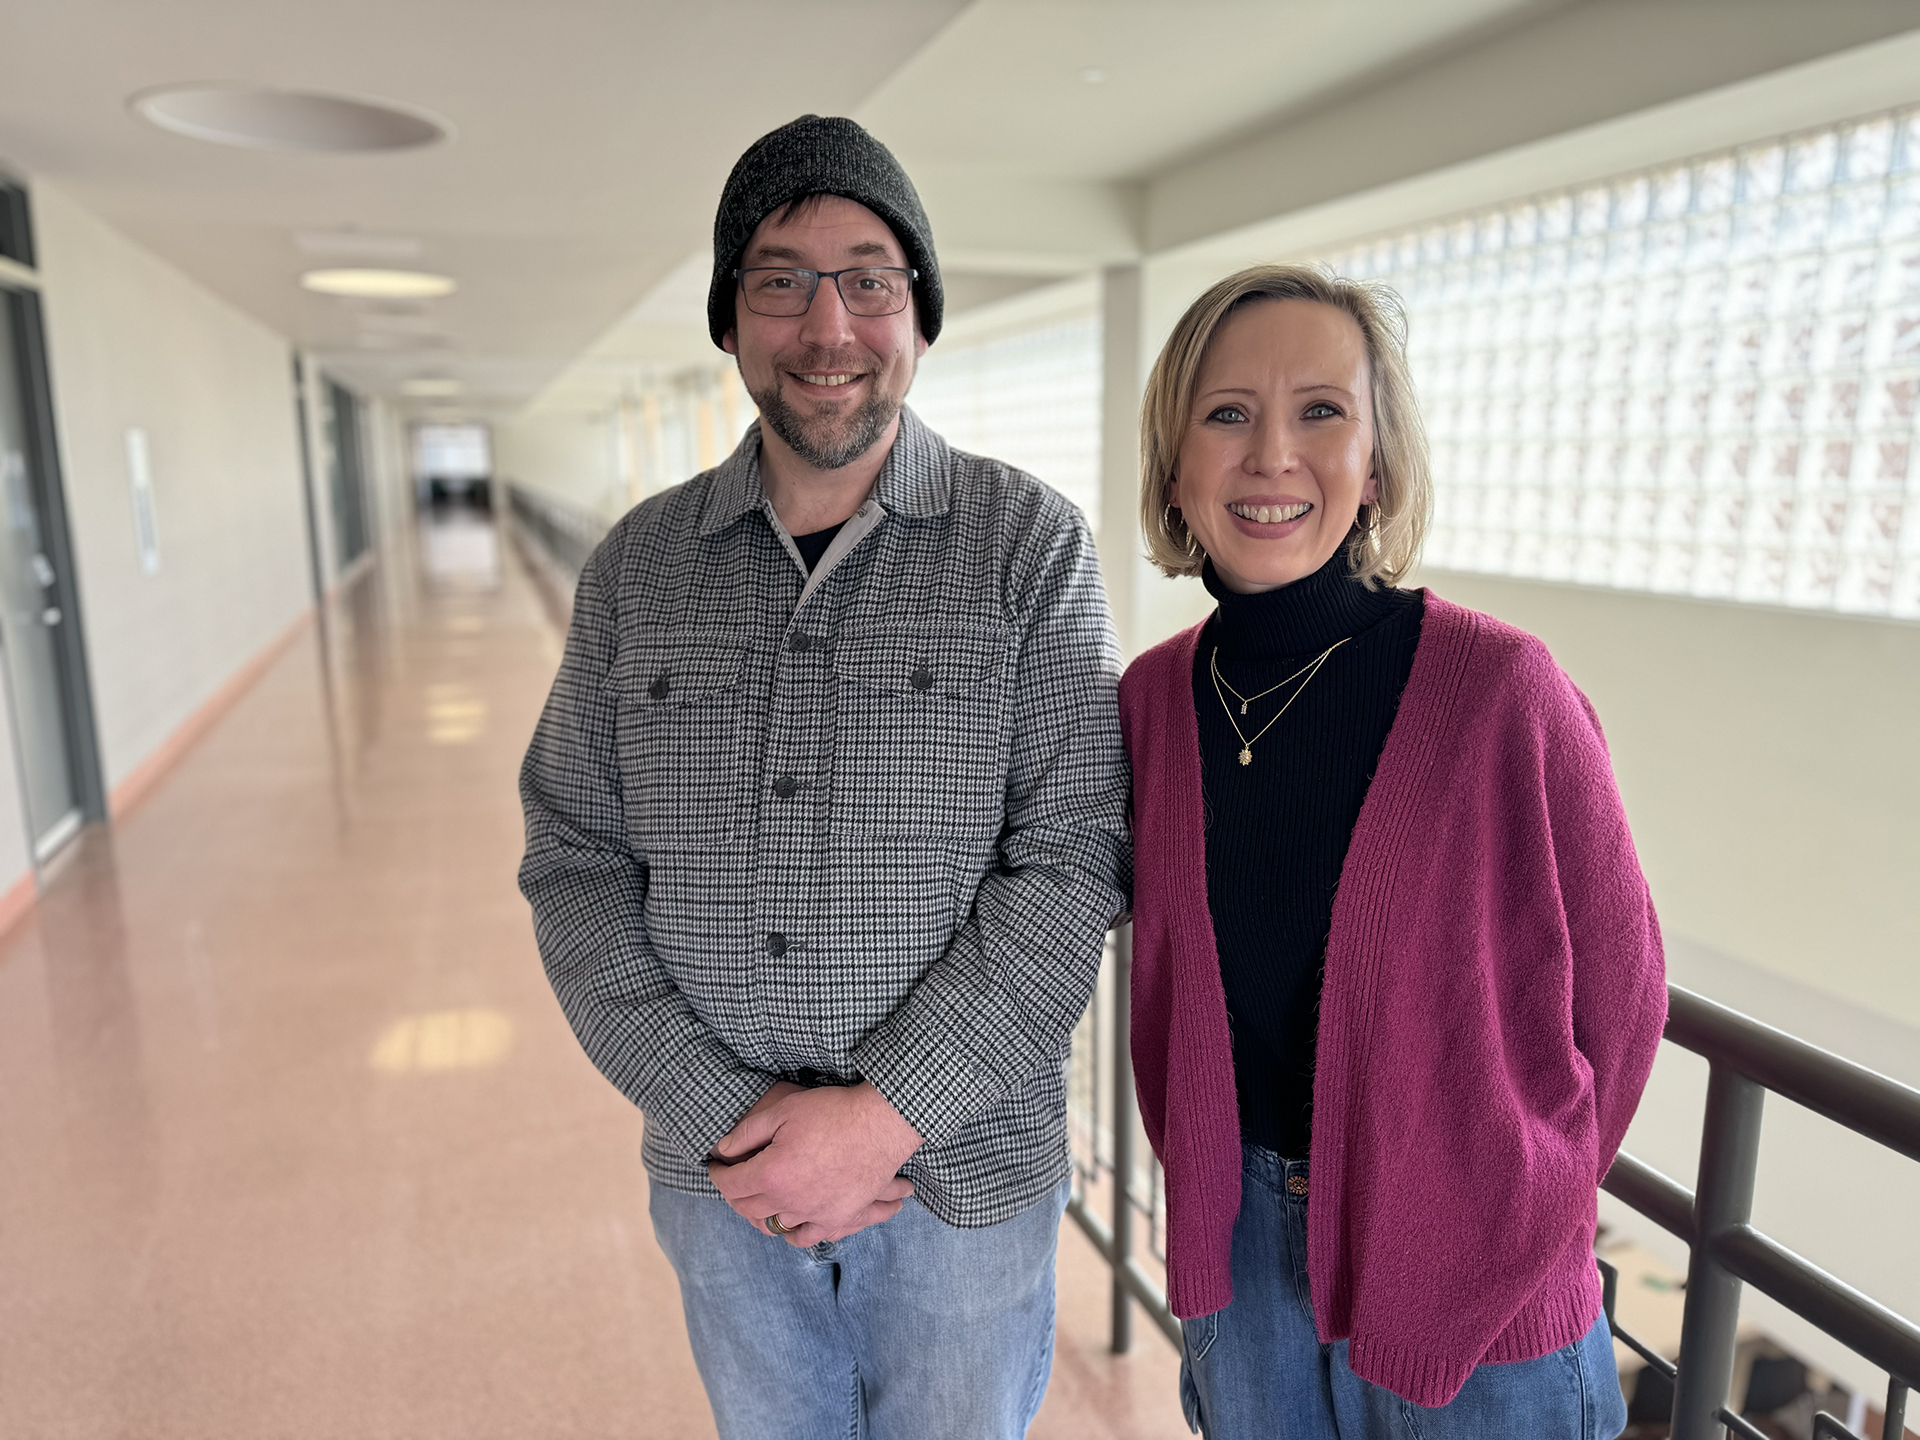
[1246,418,1298,475]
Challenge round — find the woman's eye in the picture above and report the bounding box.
[1207,406,1248,424]
[1304,402,1340,419]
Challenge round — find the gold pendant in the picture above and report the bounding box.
[1240,702,1248,715]
[1238,747,1252,767]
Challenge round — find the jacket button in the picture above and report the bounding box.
[773,775,798,799]
[787,631,811,653]
[765,932,788,957]
[648,675,670,700]
[909,666,934,691]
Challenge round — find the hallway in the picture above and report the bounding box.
[0,510,1182,1438]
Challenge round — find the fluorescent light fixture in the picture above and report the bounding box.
[133,84,451,153]
[301,268,456,299]
[402,378,462,397]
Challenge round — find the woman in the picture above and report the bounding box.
[1119,264,1666,1439]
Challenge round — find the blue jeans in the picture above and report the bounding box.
[649,1177,1068,1440]
[1178,1147,1627,1440]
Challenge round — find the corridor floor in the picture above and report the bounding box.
[0,508,1183,1438]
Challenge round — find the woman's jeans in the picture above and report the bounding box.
[1178,1146,1628,1439]
[650,1176,1067,1440]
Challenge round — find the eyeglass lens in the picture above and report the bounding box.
[739,268,912,318]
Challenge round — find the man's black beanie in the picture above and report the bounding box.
[706,115,942,350]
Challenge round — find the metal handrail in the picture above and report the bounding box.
[504,482,609,578]
[1601,984,1919,1440]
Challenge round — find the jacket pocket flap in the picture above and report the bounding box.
[608,639,747,705]
[832,628,1010,697]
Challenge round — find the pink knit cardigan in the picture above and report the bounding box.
[1119,593,1667,1408]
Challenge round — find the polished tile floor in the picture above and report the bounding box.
[0,507,1184,1438]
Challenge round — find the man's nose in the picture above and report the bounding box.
[798,275,858,348]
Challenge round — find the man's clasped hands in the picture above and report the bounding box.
[706,1080,924,1248]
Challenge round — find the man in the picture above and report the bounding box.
[519,115,1128,1439]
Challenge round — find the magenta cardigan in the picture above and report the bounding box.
[1119,592,1667,1408]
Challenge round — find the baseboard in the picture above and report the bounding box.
[108,607,315,821]
[0,867,36,942]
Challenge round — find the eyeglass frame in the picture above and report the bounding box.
[733,266,920,319]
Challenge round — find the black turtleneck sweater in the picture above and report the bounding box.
[1191,552,1424,1156]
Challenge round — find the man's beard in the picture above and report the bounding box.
[748,353,905,471]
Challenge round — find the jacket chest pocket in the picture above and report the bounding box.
[608,638,748,851]
[830,628,1012,842]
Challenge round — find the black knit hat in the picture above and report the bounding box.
[707,115,942,350]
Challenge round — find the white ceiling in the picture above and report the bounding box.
[3,0,1916,422]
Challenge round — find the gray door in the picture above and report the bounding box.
[0,297,79,858]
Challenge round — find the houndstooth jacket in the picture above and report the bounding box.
[519,407,1130,1227]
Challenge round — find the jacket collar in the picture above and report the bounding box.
[696,405,950,538]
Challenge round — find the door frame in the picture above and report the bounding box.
[0,196,108,827]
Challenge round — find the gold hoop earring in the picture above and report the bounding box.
[1164,500,1199,559]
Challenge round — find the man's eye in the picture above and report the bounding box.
[1208,406,1248,423]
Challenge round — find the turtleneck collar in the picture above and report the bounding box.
[1204,551,1404,660]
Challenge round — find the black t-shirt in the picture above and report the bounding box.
[1189,552,1424,1156]
[793,522,845,573]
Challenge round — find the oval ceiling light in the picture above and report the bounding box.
[133,84,451,153]
[301,268,456,299]
[401,377,462,397]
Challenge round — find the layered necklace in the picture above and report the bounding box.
[1209,637,1348,767]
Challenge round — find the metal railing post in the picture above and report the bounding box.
[1673,1064,1767,1440]
[1110,924,1135,1354]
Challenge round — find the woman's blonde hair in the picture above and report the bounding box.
[1139,263,1431,588]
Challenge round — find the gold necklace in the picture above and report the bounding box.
[1213,652,1325,716]
[1209,638,1348,767]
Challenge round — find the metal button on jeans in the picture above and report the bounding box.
[648,674,670,700]
[765,932,788,957]
[1287,1175,1308,1196]
[773,775,798,799]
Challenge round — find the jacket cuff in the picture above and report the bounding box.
[853,997,1003,1147]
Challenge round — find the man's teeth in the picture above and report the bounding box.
[1227,502,1312,524]
[798,373,858,386]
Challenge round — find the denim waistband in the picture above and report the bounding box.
[1241,1142,1310,1201]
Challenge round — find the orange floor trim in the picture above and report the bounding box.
[0,869,34,942]
[108,606,315,821]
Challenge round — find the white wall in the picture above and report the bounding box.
[491,408,625,524]
[33,183,311,795]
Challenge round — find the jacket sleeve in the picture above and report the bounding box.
[852,499,1132,1145]
[1541,671,1669,1177]
[518,540,774,1163]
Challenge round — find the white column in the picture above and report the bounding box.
[1096,263,1144,657]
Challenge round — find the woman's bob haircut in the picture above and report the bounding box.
[1139,263,1432,589]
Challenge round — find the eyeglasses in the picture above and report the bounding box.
[734,266,918,318]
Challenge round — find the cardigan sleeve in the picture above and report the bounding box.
[1537,672,1668,1176]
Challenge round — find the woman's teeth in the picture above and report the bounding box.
[1227,501,1312,524]
[798,373,858,386]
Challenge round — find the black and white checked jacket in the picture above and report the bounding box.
[519,408,1130,1227]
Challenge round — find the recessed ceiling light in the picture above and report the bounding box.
[133,84,451,153]
[402,378,462,397]
[301,268,456,299]
[1081,67,1108,84]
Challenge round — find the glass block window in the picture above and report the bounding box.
[908,315,1103,529]
[1322,108,1920,618]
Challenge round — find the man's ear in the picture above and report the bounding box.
[722,329,738,356]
